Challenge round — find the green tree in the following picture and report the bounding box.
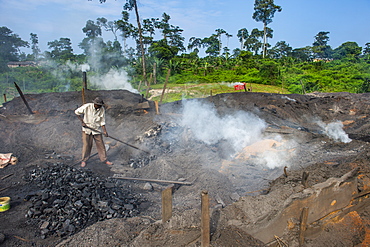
[363,43,370,55]
[237,28,249,50]
[188,37,203,53]
[215,28,226,57]
[97,17,119,41]
[30,33,41,61]
[79,19,104,57]
[0,26,29,71]
[116,11,137,54]
[312,31,332,59]
[82,20,102,38]
[252,0,282,58]
[148,39,179,60]
[259,59,280,85]
[269,41,292,59]
[333,42,362,61]
[46,38,75,61]
[202,35,219,57]
[291,46,312,61]
[155,13,171,39]
[245,28,264,55]
[152,13,185,52]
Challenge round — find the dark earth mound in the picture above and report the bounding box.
[1,90,370,246]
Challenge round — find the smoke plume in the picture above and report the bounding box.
[316,120,352,143]
[181,99,266,152]
[88,68,138,93]
[179,100,296,170]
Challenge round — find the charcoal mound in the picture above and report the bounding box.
[23,163,143,239]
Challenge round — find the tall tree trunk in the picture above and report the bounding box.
[133,0,147,86]
[263,23,267,58]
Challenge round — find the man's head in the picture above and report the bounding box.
[93,97,104,109]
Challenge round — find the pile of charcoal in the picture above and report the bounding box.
[23,163,144,239]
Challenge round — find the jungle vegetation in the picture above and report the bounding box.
[1,0,369,104]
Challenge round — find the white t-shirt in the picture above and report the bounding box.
[75,103,106,135]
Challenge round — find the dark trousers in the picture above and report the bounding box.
[81,132,107,162]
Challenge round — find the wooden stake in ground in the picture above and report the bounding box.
[3,93,6,103]
[160,69,171,104]
[154,100,159,115]
[82,71,87,90]
[162,185,173,223]
[82,87,85,105]
[137,80,142,92]
[153,62,157,85]
[302,171,309,188]
[145,73,152,98]
[14,82,33,114]
[299,207,309,246]
[201,190,210,247]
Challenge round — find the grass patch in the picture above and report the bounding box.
[146,82,290,103]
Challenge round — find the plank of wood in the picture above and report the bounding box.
[162,185,173,223]
[201,190,210,247]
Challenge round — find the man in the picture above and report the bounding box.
[75,97,113,167]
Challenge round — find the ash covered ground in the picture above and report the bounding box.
[1,90,370,246]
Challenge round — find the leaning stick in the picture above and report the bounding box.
[83,126,150,154]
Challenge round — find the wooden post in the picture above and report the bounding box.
[154,100,160,115]
[82,88,86,105]
[299,207,309,246]
[14,82,33,114]
[153,62,157,85]
[302,171,309,188]
[201,190,210,247]
[160,69,171,104]
[145,73,152,98]
[162,185,173,223]
[138,80,142,92]
[83,71,87,90]
[3,94,6,103]
[284,166,288,177]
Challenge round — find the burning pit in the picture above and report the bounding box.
[1,90,370,246]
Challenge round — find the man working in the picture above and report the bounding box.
[75,97,113,167]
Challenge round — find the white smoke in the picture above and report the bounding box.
[181,99,267,152]
[317,120,352,143]
[253,137,297,169]
[175,99,298,191]
[88,68,138,93]
[81,64,90,72]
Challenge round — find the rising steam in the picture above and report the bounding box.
[179,100,296,169]
[88,68,138,93]
[181,99,267,151]
[316,120,352,143]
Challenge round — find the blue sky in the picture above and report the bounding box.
[1,0,369,55]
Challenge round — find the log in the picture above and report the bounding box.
[112,174,193,185]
